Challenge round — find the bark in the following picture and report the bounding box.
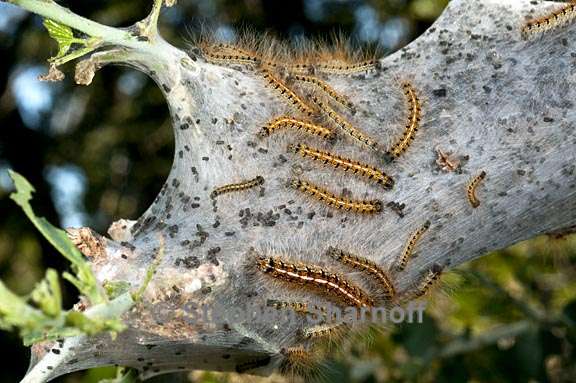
[8,0,576,381]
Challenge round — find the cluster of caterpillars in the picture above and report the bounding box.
[198,33,490,375]
[202,36,425,215]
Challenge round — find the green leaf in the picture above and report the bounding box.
[8,170,105,304]
[43,19,74,59]
[30,268,62,318]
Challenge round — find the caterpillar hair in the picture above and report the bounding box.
[288,143,394,189]
[396,220,431,272]
[210,176,264,199]
[385,82,422,161]
[261,68,316,118]
[291,74,354,109]
[290,178,383,214]
[467,170,487,208]
[259,116,335,140]
[311,96,380,151]
[327,246,396,302]
[522,3,576,37]
[256,256,375,308]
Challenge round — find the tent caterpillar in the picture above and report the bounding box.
[396,220,431,272]
[467,170,486,208]
[386,82,422,161]
[259,116,335,140]
[327,246,396,301]
[300,323,348,340]
[210,176,264,199]
[314,60,378,75]
[291,74,353,109]
[288,143,394,189]
[289,178,383,214]
[311,96,380,151]
[522,3,576,37]
[413,263,443,299]
[257,256,375,308]
[261,69,315,117]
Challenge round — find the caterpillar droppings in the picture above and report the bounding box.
[262,69,316,117]
[311,96,380,151]
[290,178,383,214]
[396,220,431,272]
[257,256,375,308]
[210,176,264,199]
[291,74,354,109]
[327,246,396,301]
[288,143,394,189]
[259,116,334,140]
[522,3,576,37]
[467,170,487,208]
[386,82,422,160]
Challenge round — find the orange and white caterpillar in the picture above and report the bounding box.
[288,60,378,76]
[327,246,396,301]
[259,116,335,140]
[467,170,486,208]
[522,3,576,37]
[311,96,380,151]
[261,69,316,118]
[288,143,394,189]
[290,178,383,214]
[210,176,264,199]
[257,256,375,308]
[291,74,353,109]
[386,82,422,161]
[396,220,431,272]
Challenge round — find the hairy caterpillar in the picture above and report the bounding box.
[386,82,422,160]
[396,220,431,272]
[210,176,264,199]
[290,178,383,214]
[291,74,353,109]
[467,170,487,208]
[259,116,335,140]
[256,256,375,308]
[267,299,313,315]
[311,96,380,151]
[261,69,316,117]
[200,43,262,66]
[327,246,396,301]
[300,323,348,341]
[412,263,443,299]
[288,143,394,189]
[522,3,576,37]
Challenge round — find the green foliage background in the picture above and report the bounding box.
[0,0,574,382]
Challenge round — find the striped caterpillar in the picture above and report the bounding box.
[288,143,394,189]
[210,176,264,199]
[311,96,380,151]
[522,3,576,37]
[261,69,316,118]
[300,323,348,341]
[396,220,431,271]
[327,246,396,301]
[290,178,383,214]
[412,263,443,299]
[259,116,335,140]
[386,82,422,160]
[256,256,375,308]
[291,74,353,109]
[467,170,487,208]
